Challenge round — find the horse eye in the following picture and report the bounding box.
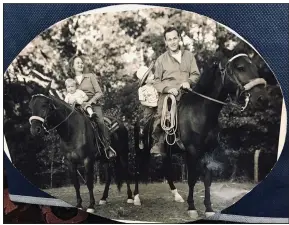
[236,66,245,72]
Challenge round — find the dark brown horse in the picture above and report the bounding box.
[134,53,268,218]
[27,85,133,213]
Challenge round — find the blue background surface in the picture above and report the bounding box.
[3,3,289,219]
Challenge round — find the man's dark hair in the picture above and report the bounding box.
[163,27,180,39]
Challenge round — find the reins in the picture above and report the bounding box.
[44,105,76,132]
[186,88,227,105]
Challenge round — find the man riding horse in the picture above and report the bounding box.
[151,26,201,156]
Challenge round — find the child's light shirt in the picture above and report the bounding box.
[65,89,88,105]
[138,84,159,107]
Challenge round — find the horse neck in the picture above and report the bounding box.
[207,69,228,105]
[181,66,228,118]
[203,69,228,117]
[46,98,77,140]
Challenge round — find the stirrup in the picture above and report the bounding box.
[151,153,163,158]
[104,146,116,159]
[109,146,116,155]
[175,138,186,151]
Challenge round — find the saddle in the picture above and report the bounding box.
[74,105,119,133]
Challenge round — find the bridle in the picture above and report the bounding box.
[188,53,266,111]
[29,94,75,133]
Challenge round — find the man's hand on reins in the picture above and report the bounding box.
[167,88,179,96]
[180,82,191,90]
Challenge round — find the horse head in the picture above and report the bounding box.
[27,82,57,136]
[219,53,268,110]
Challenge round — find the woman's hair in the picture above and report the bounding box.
[68,55,86,77]
[65,78,76,87]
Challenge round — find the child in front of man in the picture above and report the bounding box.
[137,66,160,156]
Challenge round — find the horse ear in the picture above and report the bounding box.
[45,81,52,95]
[219,57,227,68]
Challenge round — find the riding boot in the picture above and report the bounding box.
[150,133,165,157]
[94,118,116,159]
[101,133,116,160]
[151,121,166,157]
[91,105,116,159]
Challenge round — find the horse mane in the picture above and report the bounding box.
[181,57,221,105]
[49,94,74,111]
[195,57,220,94]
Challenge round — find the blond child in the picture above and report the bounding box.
[64,78,95,117]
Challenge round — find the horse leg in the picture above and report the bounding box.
[68,162,82,209]
[84,158,95,213]
[204,167,215,217]
[99,162,111,205]
[126,180,134,204]
[133,151,142,206]
[133,171,141,206]
[186,148,201,219]
[163,155,184,203]
[123,161,133,203]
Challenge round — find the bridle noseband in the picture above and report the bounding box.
[29,94,75,133]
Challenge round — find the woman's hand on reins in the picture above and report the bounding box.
[81,101,90,109]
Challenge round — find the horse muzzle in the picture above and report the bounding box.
[30,125,43,136]
[29,116,46,136]
[244,78,269,108]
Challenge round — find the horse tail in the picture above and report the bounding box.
[113,123,130,191]
[134,120,151,183]
[114,157,124,191]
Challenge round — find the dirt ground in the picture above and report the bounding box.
[45,181,256,223]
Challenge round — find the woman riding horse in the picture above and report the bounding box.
[68,55,116,159]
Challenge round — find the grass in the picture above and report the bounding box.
[45,181,255,223]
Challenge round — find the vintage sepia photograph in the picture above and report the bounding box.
[3,6,283,222]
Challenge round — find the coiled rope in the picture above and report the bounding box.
[161,94,178,146]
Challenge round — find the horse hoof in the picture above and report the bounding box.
[86,208,95,213]
[134,194,141,206]
[188,210,199,219]
[174,194,185,203]
[171,189,185,203]
[99,200,107,205]
[127,199,134,204]
[205,211,215,218]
